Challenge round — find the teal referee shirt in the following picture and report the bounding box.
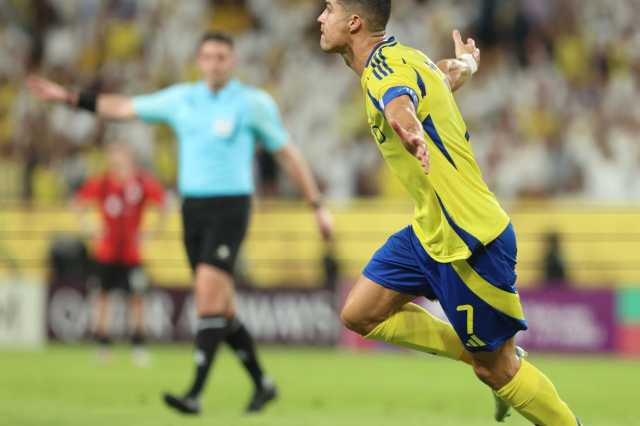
[133,80,289,197]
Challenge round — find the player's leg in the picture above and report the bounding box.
[164,196,273,414]
[127,266,149,366]
[342,276,471,364]
[224,291,277,413]
[128,294,144,342]
[164,262,234,414]
[94,289,111,345]
[94,262,114,352]
[341,226,472,364]
[438,223,578,425]
[209,198,275,413]
[189,263,236,396]
[471,337,578,425]
[164,200,232,414]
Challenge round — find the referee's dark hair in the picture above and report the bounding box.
[200,31,234,49]
[339,0,391,32]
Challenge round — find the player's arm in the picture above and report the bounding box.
[27,76,137,119]
[142,178,171,242]
[436,30,480,92]
[71,190,100,240]
[274,144,333,241]
[384,95,430,174]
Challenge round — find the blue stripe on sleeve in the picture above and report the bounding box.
[381,86,419,110]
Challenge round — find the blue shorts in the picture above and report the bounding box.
[363,224,528,352]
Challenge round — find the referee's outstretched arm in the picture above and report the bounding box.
[27,75,137,120]
[274,143,334,241]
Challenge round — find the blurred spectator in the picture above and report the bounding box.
[1,0,639,204]
[542,231,568,286]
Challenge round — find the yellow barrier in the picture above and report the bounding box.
[1,200,640,288]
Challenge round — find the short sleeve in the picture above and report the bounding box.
[141,174,166,205]
[132,85,185,124]
[248,91,289,152]
[75,177,102,202]
[366,58,422,112]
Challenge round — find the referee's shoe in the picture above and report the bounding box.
[163,393,200,415]
[246,379,278,413]
[163,379,277,415]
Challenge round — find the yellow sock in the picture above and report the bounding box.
[365,302,471,364]
[497,360,576,426]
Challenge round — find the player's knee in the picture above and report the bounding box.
[195,284,228,317]
[472,359,519,390]
[472,363,497,387]
[194,263,233,316]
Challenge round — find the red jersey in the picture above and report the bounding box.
[76,172,165,265]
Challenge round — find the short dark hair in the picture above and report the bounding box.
[340,0,391,32]
[200,31,234,49]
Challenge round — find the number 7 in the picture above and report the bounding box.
[457,304,474,335]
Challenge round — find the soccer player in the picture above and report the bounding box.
[75,142,167,366]
[318,1,581,425]
[28,31,333,414]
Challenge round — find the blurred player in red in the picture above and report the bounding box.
[75,142,168,366]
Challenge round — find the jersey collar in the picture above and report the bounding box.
[365,36,396,68]
[201,79,241,98]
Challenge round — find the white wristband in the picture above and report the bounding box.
[459,53,478,75]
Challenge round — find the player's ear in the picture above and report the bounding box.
[347,14,363,34]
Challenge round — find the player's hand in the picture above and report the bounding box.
[453,29,480,66]
[82,224,102,241]
[315,205,334,241]
[26,76,73,104]
[390,120,430,174]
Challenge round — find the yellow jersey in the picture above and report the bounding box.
[362,37,510,262]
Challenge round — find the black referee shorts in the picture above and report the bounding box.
[181,196,251,274]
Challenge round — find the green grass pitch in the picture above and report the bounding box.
[1,345,637,425]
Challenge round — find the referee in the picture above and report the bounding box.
[28,31,333,415]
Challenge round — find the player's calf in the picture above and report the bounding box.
[473,338,578,425]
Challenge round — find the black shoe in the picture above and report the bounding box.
[245,382,278,413]
[163,393,201,415]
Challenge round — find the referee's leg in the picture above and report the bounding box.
[165,198,275,414]
[163,262,235,414]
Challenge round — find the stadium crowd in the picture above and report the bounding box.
[0,0,639,203]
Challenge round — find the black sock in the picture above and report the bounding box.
[225,318,265,390]
[185,315,229,399]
